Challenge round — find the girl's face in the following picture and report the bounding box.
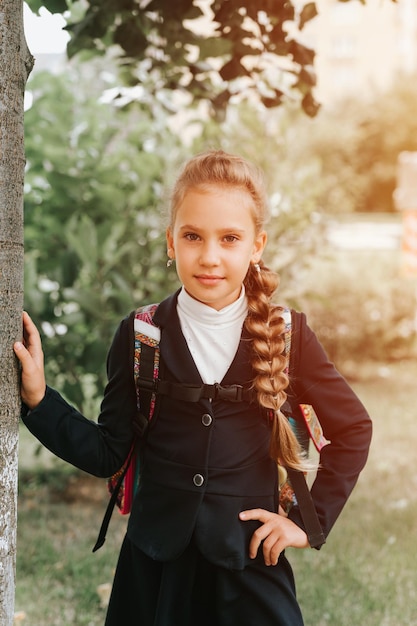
[166,185,267,310]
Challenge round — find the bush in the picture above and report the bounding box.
[292,248,417,367]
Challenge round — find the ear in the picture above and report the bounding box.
[251,230,267,264]
[166,227,175,259]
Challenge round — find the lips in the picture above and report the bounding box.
[195,274,224,285]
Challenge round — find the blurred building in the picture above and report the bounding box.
[301,0,417,107]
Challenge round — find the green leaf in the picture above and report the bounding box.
[46,0,69,12]
[299,2,318,30]
[44,0,329,116]
[301,92,320,117]
[196,36,233,60]
[114,20,148,57]
[297,66,317,88]
[289,40,315,66]
[219,57,249,81]
[261,89,284,108]
[269,22,286,47]
[26,0,69,13]
[25,0,44,13]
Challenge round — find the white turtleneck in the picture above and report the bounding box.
[177,287,248,384]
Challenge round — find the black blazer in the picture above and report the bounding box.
[22,291,372,567]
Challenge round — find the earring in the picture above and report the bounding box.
[166,258,174,268]
[253,262,261,273]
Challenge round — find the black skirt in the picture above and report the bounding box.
[104,535,304,626]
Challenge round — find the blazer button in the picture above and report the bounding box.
[201,413,212,427]
[193,474,204,487]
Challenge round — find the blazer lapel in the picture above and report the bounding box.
[153,290,254,387]
[221,326,253,386]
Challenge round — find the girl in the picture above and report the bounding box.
[14,150,372,626]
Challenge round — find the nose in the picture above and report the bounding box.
[199,241,220,266]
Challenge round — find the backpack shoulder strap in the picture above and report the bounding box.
[132,304,160,436]
[281,307,329,452]
[92,304,160,552]
[280,306,326,549]
[280,306,311,453]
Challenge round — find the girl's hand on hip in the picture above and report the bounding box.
[239,508,309,566]
[13,311,46,409]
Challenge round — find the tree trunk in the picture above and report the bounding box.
[0,1,33,623]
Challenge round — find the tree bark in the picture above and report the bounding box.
[0,1,33,623]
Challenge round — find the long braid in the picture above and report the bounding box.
[244,261,306,470]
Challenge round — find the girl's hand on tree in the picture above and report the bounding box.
[239,508,309,566]
[13,311,46,409]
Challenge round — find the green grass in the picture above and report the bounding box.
[290,360,417,625]
[16,444,126,626]
[16,360,417,625]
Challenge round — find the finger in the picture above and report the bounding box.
[13,340,34,368]
[239,509,276,560]
[262,535,285,566]
[239,508,272,523]
[14,338,46,408]
[22,312,43,354]
[248,531,264,560]
[247,519,277,560]
[18,315,44,374]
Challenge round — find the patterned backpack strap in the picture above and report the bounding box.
[279,305,330,452]
[134,303,160,426]
[116,304,160,515]
[278,305,327,549]
[93,304,160,552]
[277,306,298,511]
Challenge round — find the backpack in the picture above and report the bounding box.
[93,304,328,552]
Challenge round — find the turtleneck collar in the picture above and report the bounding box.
[177,286,248,328]
[176,286,248,384]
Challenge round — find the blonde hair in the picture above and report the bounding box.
[170,150,305,470]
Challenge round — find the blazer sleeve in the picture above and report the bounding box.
[287,310,372,541]
[21,311,138,478]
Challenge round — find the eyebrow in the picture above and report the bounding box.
[178,224,247,234]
